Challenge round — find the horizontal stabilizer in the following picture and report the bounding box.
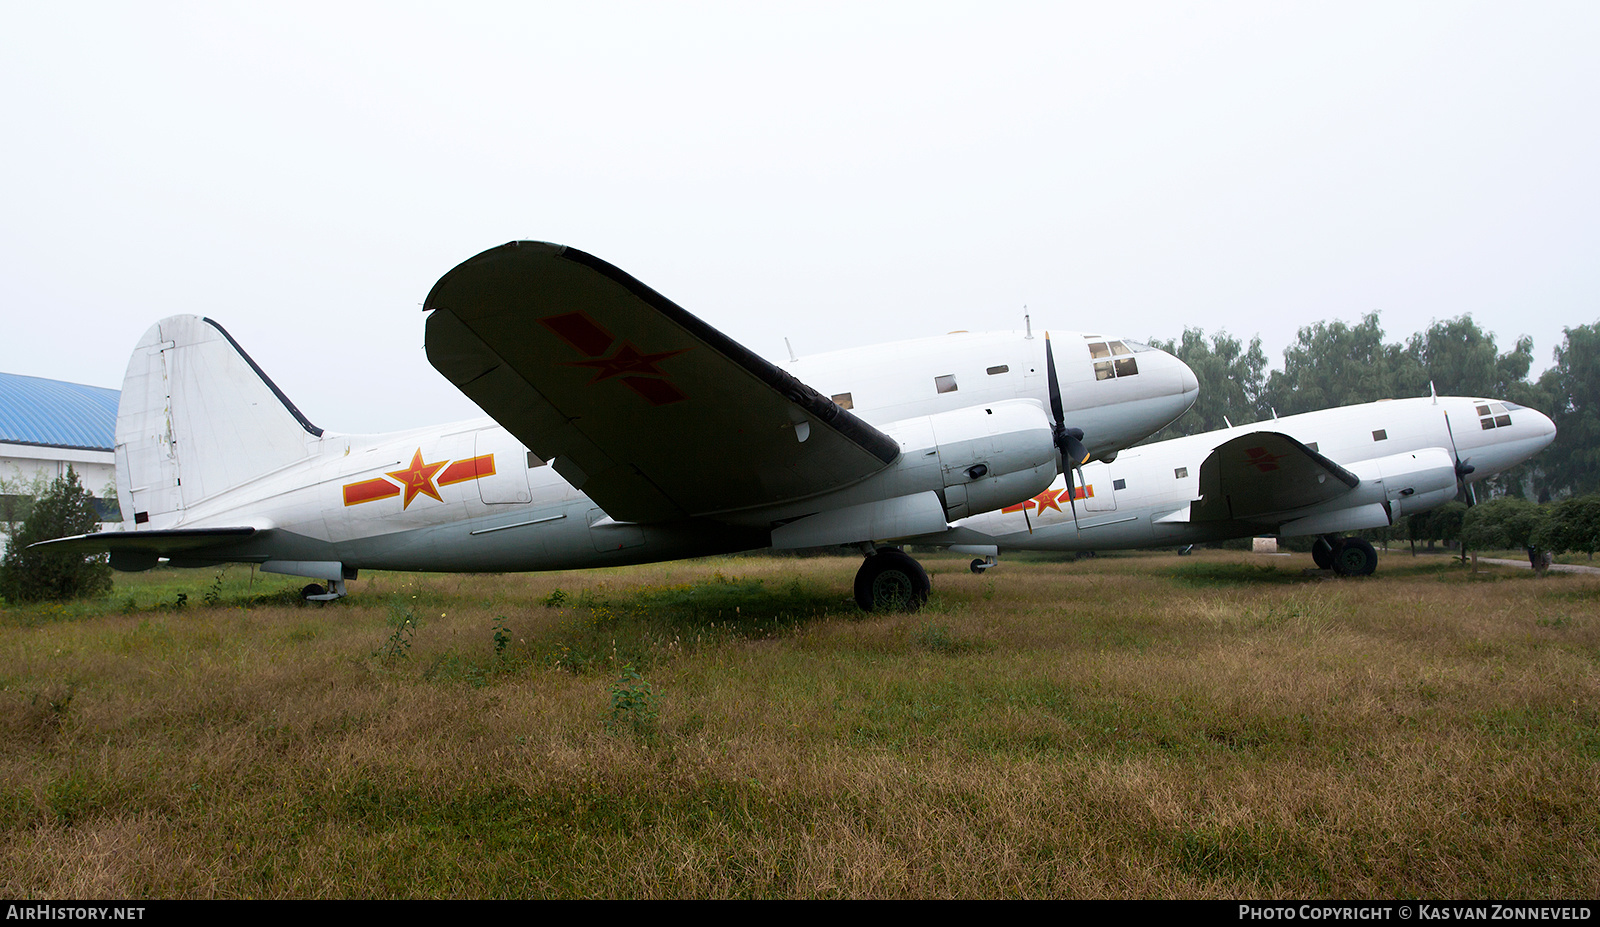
[32,527,259,571]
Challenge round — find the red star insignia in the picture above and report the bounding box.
[1245,447,1287,472]
[387,449,447,509]
[565,342,689,383]
[1032,489,1064,513]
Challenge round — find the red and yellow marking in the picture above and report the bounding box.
[1002,485,1093,515]
[540,310,692,406]
[342,449,495,508]
[1245,446,1288,472]
[438,454,496,486]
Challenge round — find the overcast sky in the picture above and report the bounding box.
[4,2,1597,433]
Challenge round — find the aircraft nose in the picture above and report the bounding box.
[1177,356,1199,400]
[1531,408,1557,446]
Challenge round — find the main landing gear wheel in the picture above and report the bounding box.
[1330,537,1378,577]
[1311,536,1336,570]
[854,548,930,612]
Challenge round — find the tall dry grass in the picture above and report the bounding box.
[1,551,1595,897]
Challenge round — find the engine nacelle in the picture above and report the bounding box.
[758,399,1058,546]
[929,401,1059,520]
[1277,447,1460,537]
[1348,447,1460,519]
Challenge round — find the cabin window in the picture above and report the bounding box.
[1113,478,1126,490]
[1174,467,1188,479]
[832,392,854,409]
[1088,341,1111,359]
[935,375,958,394]
[1109,341,1132,356]
[986,365,1009,375]
[1114,357,1139,377]
[1372,429,1387,441]
[1094,361,1115,381]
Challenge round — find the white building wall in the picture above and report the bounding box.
[0,444,118,554]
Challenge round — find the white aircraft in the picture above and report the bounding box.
[923,394,1557,575]
[39,241,1199,609]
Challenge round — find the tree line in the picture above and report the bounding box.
[1146,313,1600,500]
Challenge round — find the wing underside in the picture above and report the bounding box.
[1189,432,1360,523]
[424,242,901,524]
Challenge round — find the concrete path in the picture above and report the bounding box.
[1473,557,1600,575]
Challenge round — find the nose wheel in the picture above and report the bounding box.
[854,547,930,612]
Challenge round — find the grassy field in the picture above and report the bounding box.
[1,549,1596,898]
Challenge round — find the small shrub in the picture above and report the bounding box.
[606,664,659,738]
[375,600,418,663]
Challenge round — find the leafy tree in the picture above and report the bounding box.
[1531,495,1600,560]
[1404,315,1538,403]
[1262,313,1414,417]
[1144,328,1268,441]
[0,467,113,603]
[0,469,51,550]
[1535,322,1600,496]
[1459,497,1547,553]
[1401,501,1468,551]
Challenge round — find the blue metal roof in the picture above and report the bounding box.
[0,372,119,452]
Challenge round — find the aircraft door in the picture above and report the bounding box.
[1081,461,1117,512]
[474,432,533,504]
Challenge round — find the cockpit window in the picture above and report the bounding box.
[1120,340,1154,353]
[1478,401,1513,430]
[1092,346,1140,379]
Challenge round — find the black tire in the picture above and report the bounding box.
[854,548,930,612]
[301,582,327,600]
[1331,537,1377,576]
[970,558,987,574]
[1311,536,1335,570]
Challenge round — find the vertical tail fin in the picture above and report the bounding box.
[117,316,322,528]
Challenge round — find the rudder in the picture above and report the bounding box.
[116,316,322,528]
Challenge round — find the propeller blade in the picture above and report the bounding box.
[1045,332,1065,427]
[1045,333,1090,527]
[1443,410,1477,505]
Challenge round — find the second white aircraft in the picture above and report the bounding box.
[925,394,1556,574]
